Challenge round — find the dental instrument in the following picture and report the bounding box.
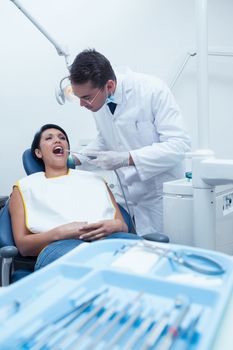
[182,310,203,350]
[24,288,108,349]
[69,299,118,349]
[124,314,154,350]
[106,305,142,349]
[156,296,190,350]
[140,297,183,350]
[55,296,110,349]
[139,241,225,275]
[66,149,97,160]
[85,291,144,350]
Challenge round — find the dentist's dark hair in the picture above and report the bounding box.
[70,48,116,88]
[31,124,70,168]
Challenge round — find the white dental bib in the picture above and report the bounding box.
[16,169,115,233]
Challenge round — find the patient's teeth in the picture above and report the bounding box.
[53,146,63,154]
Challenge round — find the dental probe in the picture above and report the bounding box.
[66,149,97,160]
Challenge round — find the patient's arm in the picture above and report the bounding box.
[9,187,87,257]
[107,185,129,232]
[77,185,128,242]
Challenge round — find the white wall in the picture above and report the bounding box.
[1,0,233,195]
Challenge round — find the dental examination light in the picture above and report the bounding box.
[56,76,78,105]
[9,0,74,105]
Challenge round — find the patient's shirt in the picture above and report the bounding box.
[16,169,116,233]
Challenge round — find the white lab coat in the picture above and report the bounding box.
[84,70,191,235]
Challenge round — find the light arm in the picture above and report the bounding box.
[10,0,70,67]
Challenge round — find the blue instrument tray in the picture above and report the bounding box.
[0,239,232,350]
[66,239,232,282]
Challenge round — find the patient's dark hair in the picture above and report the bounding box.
[70,48,116,88]
[31,124,70,168]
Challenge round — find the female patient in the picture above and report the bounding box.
[9,124,138,270]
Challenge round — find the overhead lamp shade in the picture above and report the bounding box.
[55,77,78,105]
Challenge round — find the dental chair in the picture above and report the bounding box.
[0,199,36,286]
[0,149,169,286]
[0,150,76,286]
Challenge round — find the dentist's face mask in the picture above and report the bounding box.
[105,94,115,104]
[105,79,116,105]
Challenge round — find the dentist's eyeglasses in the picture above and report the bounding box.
[55,76,104,105]
[79,88,103,105]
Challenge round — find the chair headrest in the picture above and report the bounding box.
[22,149,75,175]
[22,149,44,175]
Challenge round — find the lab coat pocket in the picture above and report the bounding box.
[119,120,157,148]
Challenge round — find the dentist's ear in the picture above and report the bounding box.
[106,80,116,94]
[35,148,42,159]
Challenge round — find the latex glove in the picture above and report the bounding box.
[70,153,86,165]
[67,154,80,167]
[69,152,92,166]
[85,151,129,170]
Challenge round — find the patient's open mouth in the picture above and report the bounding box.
[53,146,64,155]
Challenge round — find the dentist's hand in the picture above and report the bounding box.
[85,151,129,170]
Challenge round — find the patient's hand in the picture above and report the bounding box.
[78,219,128,242]
[56,221,88,240]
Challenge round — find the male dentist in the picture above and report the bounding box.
[69,49,191,236]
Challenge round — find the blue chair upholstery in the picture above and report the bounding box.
[0,199,37,285]
[0,148,168,285]
[0,200,15,247]
[23,149,46,175]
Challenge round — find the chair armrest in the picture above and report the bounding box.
[142,232,169,243]
[0,246,18,286]
[0,196,9,210]
[0,246,18,258]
